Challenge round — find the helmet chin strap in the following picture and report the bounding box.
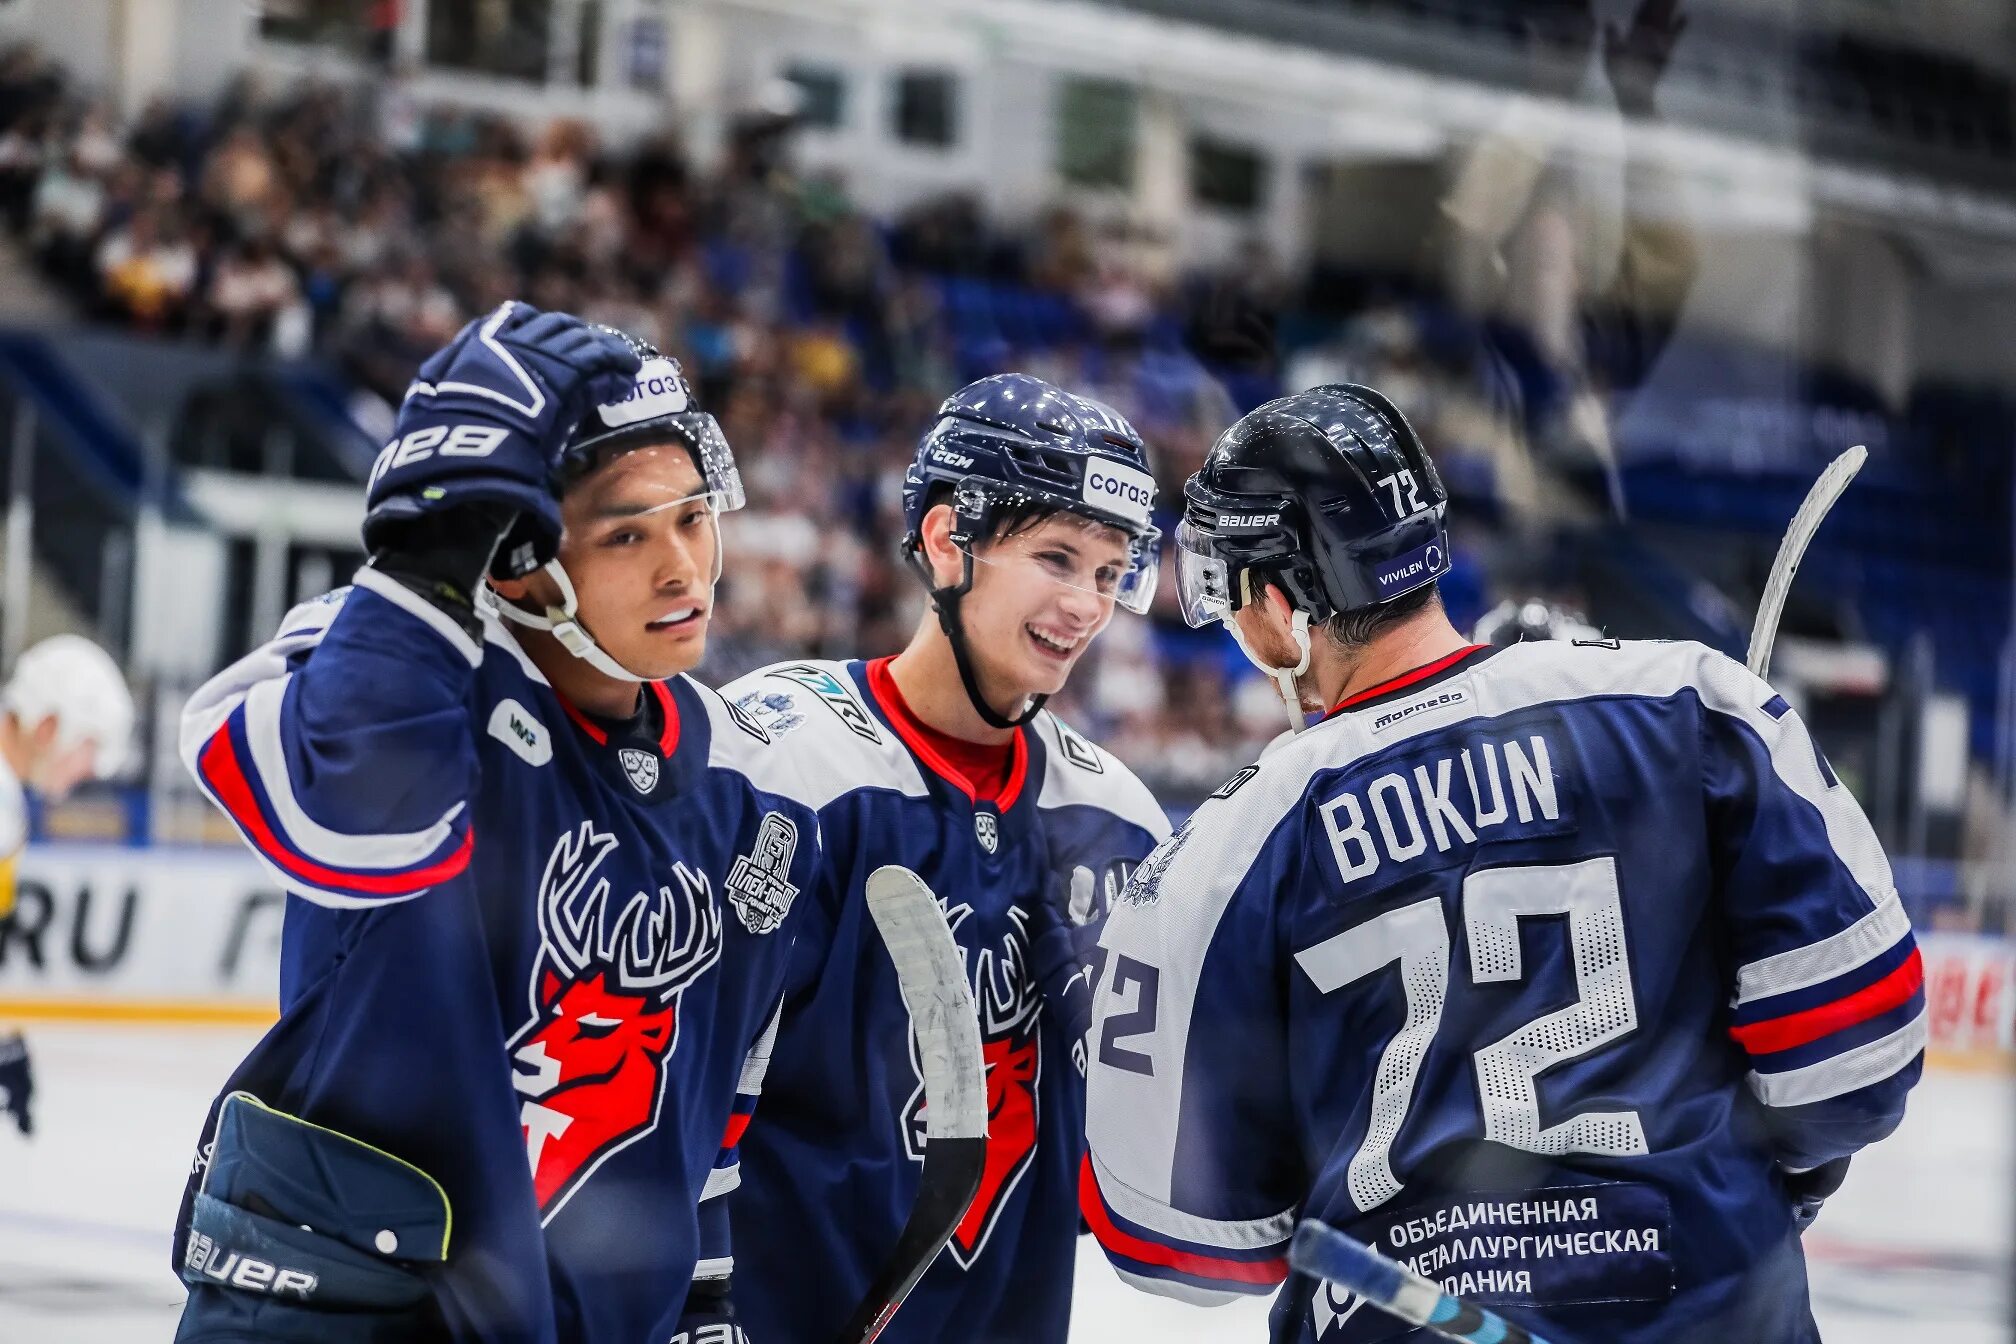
[493,559,650,684]
[908,547,1045,732]
[1226,571,1313,734]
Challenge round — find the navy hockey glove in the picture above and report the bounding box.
[176,1093,449,1344]
[1028,864,1108,1075]
[671,1276,750,1344]
[363,303,641,576]
[0,1031,33,1136]
[1785,1156,1851,1234]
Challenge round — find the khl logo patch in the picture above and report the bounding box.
[619,748,659,794]
[726,812,800,934]
[974,811,999,854]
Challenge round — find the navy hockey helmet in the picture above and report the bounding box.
[899,373,1162,728]
[560,334,745,511]
[900,373,1161,612]
[1176,383,1448,631]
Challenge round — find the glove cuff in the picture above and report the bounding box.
[367,505,517,637]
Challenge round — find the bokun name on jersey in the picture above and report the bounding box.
[1320,734,1561,885]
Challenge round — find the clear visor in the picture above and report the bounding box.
[671,411,747,512]
[567,438,739,586]
[954,484,1160,615]
[1174,518,1234,628]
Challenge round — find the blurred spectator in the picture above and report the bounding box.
[209,235,305,352]
[95,208,198,329]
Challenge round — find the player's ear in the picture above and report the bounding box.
[26,714,59,756]
[1253,577,1297,631]
[919,503,964,589]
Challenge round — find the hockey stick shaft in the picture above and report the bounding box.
[1747,444,1866,679]
[1289,1221,1556,1344]
[835,866,988,1344]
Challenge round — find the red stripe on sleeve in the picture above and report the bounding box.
[1730,948,1923,1055]
[1077,1155,1287,1288]
[199,722,473,897]
[720,1111,753,1150]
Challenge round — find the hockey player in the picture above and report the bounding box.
[0,634,135,1136]
[173,304,831,1344]
[1083,384,1921,1343]
[701,374,1171,1341]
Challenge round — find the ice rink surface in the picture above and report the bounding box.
[0,1024,2006,1343]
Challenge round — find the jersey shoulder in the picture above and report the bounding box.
[712,659,927,809]
[1470,637,1760,710]
[1031,710,1170,841]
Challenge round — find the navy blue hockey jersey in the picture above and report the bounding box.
[1084,640,1922,1344]
[175,569,828,1344]
[709,657,1169,1343]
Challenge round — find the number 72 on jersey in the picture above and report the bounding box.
[1097,856,1647,1215]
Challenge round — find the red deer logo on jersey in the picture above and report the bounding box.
[904,903,1043,1269]
[508,822,722,1221]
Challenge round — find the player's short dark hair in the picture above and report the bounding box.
[1322,582,1442,650]
[921,482,1063,545]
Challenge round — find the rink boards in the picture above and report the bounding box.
[0,844,2010,1071]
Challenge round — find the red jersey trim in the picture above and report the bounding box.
[1328,644,1489,718]
[1730,949,1925,1055]
[553,682,681,757]
[864,657,1028,809]
[199,724,473,896]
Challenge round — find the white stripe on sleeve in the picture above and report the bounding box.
[1745,1008,1927,1107]
[1734,893,1912,1006]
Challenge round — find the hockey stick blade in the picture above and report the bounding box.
[1290,1221,1556,1344]
[1747,444,1866,679]
[835,865,988,1344]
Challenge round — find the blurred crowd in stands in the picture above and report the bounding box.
[0,39,1778,798]
[0,45,1504,795]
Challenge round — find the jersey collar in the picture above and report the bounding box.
[553,679,681,757]
[860,657,1029,809]
[1323,644,1493,722]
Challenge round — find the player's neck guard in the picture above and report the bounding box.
[904,545,1046,732]
[492,560,648,684]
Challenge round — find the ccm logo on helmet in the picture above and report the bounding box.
[1082,459,1156,527]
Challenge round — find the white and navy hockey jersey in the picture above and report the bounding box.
[1084,640,1921,1344]
[176,570,828,1344]
[706,657,1169,1343]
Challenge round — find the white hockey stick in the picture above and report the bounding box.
[1747,445,1867,679]
[1290,1221,1557,1344]
[836,866,987,1344]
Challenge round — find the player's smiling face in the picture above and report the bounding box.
[516,442,722,682]
[963,512,1126,698]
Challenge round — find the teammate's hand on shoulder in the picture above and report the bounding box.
[363,302,641,574]
[671,1277,751,1344]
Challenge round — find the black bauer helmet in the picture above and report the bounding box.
[1176,383,1449,631]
